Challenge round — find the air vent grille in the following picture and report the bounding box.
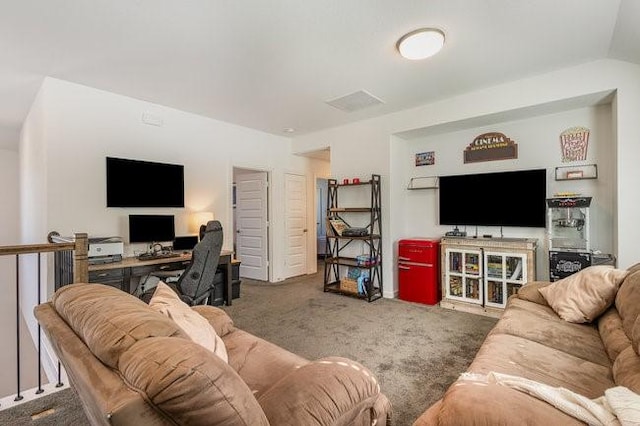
[325,90,384,112]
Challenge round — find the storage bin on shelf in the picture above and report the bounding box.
[340,278,359,294]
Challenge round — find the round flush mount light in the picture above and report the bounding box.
[396,28,445,60]
[283,128,295,133]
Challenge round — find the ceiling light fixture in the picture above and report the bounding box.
[396,28,445,60]
[283,128,295,133]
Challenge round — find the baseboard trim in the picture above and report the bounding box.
[0,382,70,412]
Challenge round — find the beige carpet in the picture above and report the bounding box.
[225,267,497,426]
[1,266,496,426]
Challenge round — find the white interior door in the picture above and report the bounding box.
[236,171,268,280]
[285,173,307,278]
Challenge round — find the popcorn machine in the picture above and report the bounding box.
[547,196,591,281]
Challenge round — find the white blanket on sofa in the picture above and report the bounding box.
[459,372,640,426]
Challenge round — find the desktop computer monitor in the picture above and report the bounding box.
[173,235,198,251]
[129,215,175,243]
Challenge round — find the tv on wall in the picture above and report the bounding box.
[106,157,185,207]
[438,169,547,228]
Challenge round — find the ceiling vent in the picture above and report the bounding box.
[325,90,385,112]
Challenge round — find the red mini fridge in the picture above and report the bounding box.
[398,238,441,305]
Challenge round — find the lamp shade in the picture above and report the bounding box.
[397,28,445,60]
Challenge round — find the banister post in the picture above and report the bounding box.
[73,233,88,283]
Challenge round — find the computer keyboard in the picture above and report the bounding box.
[136,252,181,261]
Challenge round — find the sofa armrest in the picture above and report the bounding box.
[191,305,234,337]
[257,356,392,425]
[517,281,552,306]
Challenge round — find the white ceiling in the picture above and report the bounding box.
[1,0,639,150]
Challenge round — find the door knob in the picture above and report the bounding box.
[303,229,308,232]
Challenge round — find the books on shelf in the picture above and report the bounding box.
[328,218,349,236]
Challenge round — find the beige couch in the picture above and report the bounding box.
[415,264,640,425]
[35,283,392,425]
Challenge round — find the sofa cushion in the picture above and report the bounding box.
[469,333,614,398]
[52,283,187,368]
[612,346,640,394]
[598,307,632,362]
[414,380,585,426]
[191,305,235,337]
[119,336,269,425]
[616,270,640,343]
[223,328,308,398]
[493,298,610,367]
[149,282,227,362]
[539,266,629,323]
[258,357,385,426]
[516,281,551,306]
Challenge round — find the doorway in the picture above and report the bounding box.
[233,168,269,281]
[316,178,328,259]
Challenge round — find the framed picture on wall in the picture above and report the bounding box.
[416,151,435,166]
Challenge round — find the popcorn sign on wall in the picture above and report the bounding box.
[560,126,590,162]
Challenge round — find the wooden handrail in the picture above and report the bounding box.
[0,243,76,256]
[0,233,89,284]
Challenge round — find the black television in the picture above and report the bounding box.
[129,215,175,243]
[106,157,184,207]
[438,169,547,228]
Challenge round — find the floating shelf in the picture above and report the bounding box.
[554,164,597,181]
[407,176,438,190]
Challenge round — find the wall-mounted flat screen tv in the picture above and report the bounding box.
[106,157,184,207]
[438,169,547,228]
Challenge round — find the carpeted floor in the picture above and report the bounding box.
[0,265,496,425]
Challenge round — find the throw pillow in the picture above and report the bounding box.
[539,266,629,323]
[149,282,228,362]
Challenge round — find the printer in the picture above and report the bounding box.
[88,236,124,264]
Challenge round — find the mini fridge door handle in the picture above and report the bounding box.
[398,256,410,261]
[398,265,411,270]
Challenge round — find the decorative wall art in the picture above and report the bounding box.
[415,151,435,166]
[463,132,518,163]
[560,126,590,162]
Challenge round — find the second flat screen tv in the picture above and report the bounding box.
[439,169,547,228]
[106,157,184,207]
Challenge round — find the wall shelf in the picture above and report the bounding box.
[407,176,438,190]
[554,164,597,181]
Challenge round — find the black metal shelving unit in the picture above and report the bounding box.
[323,174,383,302]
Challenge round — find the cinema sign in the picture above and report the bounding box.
[464,132,518,164]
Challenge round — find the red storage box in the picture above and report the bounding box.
[398,238,441,305]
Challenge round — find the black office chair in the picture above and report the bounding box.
[140,220,224,306]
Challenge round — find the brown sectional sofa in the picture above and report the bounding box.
[415,264,640,425]
[35,283,392,426]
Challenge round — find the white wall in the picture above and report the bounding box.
[0,148,41,396]
[293,59,640,297]
[17,77,326,381]
[27,77,321,283]
[399,105,613,278]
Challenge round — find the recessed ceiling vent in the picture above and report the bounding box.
[325,90,385,112]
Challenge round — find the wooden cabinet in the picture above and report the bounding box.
[323,174,383,302]
[443,248,482,304]
[440,237,536,317]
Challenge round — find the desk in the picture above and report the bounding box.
[88,250,235,306]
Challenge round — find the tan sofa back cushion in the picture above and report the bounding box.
[615,270,640,344]
[612,346,640,393]
[119,336,269,425]
[53,283,188,368]
[598,307,632,362]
